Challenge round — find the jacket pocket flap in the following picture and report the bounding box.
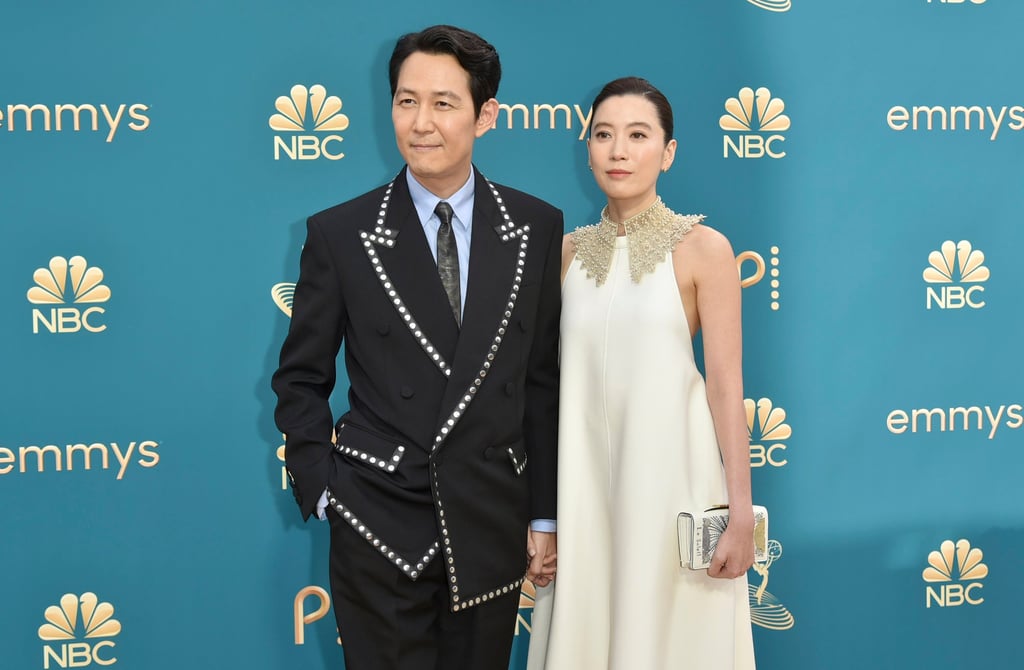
[485,439,527,476]
[334,421,407,473]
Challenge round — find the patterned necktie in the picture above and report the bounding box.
[434,200,461,325]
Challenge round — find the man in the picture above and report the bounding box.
[272,25,560,670]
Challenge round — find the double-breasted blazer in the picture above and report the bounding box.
[272,166,561,612]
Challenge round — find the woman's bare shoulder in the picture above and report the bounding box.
[562,232,577,258]
[678,220,735,259]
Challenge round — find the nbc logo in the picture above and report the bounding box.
[39,593,121,668]
[746,397,791,467]
[270,84,350,161]
[924,539,988,608]
[736,247,781,311]
[746,0,792,11]
[923,240,989,309]
[515,581,536,635]
[27,256,110,334]
[271,282,295,317]
[749,537,794,630]
[720,87,790,159]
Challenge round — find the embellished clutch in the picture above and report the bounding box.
[677,505,769,570]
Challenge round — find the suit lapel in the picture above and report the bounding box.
[434,169,528,444]
[362,169,460,371]
[363,167,529,453]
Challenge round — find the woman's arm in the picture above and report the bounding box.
[675,224,754,579]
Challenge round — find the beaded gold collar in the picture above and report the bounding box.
[571,197,704,285]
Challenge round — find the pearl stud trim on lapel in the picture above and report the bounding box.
[428,178,532,612]
[361,181,452,378]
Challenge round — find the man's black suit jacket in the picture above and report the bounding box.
[273,167,561,612]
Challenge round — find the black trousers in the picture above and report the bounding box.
[327,507,520,670]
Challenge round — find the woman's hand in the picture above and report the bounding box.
[527,529,558,587]
[706,512,755,579]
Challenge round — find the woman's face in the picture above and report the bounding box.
[587,94,676,211]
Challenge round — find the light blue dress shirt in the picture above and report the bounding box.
[406,169,474,312]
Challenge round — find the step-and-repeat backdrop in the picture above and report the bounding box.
[3,1,1021,668]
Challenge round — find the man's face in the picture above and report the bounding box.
[392,51,495,197]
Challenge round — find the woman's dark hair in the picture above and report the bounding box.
[591,77,674,143]
[389,25,501,117]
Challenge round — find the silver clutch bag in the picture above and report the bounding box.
[677,505,769,569]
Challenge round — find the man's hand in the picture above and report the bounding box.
[527,530,557,587]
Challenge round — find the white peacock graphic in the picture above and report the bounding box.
[922,539,988,584]
[271,282,295,318]
[922,240,989,284]
[269,84,350,133]
[38,593,121,641]
[746,0,792,12]
[27,256,110,305]
[720,87,791,133]
[746,397,791,445]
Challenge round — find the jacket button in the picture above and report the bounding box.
[505,382,515,396]
[377,323,390,336]
[400,385,414,398]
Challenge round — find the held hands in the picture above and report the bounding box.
[527,530,557,587]
[707,510,755,579]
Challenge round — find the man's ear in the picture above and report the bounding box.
[475,98,499,138]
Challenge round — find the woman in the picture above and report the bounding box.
[528,77,756,669]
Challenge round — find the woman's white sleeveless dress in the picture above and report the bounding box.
[527,213,755,670]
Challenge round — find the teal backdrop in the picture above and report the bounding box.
[3,1,1022,668]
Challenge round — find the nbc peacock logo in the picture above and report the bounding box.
[720,87,790,159]
[924,539,988,608]
[271,282,295,317]
[746,397,791,468]
[749,537,795,630]
[27,256,111,334]
[270,84,350,161]
[746,0,792,11]
[38,592,121,668]
[924,240,989,310]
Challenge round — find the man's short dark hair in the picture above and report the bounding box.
[389,25,501,117]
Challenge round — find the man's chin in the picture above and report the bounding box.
[407,163,451,184]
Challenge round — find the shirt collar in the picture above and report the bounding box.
[406,168,475,232]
